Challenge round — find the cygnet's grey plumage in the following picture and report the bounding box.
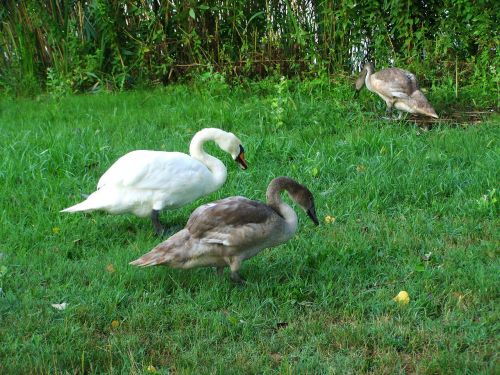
[130,176,319,283]
[356,62,438,119]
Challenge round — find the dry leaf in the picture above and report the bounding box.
[270,353,282,363]
[111,320,120,328]
[106,263,116,273]
[147,365,157,373]
[51,302,68,310]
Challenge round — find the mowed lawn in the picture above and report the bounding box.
[0,82,498,374]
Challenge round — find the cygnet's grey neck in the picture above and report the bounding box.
[266,177,299,232]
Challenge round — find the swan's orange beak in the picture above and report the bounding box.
[235,145,248,170]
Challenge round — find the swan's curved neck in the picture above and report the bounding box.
[364,65,374,91]
[189,128,227,191]
[266,180,298,234]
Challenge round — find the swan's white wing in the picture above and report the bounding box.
[97,150,211,190]
[186,197,279,248]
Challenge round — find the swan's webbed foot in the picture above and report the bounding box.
[151,209,165,237]
[230,271,246,284]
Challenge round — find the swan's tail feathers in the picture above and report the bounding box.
[60,195,103,213]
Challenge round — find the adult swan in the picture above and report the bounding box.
[61,128,248,235]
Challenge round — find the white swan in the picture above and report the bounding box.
[130,177,319,283]
[61,128,248,235]
[355,62,438,119]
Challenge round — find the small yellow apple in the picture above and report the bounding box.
[393,291,410,304]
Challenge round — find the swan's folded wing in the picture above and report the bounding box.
[97,151,209,190]
[372,69,419,99]
[186,197,278,247]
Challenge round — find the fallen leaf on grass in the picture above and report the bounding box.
[414,263,425,272]
[453,292,467,309]
[111,320,120,329]
[270,352,282,363]
[393,291,410,305]
[51,302,68,310]
[422,252,432,261]
[147,365,157,373]
[52,227,61,234]
[106,263,116,273]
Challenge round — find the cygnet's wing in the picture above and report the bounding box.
[186,196,279,248]
[130,197,282,267]
[371,68,419,99]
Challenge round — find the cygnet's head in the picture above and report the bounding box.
[291,183,319,226]
[216,130,248,170]
[271,177,319,225]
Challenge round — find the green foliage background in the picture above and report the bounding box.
[1,0,499,95]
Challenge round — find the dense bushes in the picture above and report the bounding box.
[0,0,498,96]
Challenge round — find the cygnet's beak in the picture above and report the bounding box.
[235,145,248,170]
[306,205,319,226]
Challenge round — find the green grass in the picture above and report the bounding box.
[0,81,499,374]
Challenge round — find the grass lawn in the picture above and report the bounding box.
[0,81,498,373]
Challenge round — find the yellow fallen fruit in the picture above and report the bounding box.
[324,215,336,224]
[393,291,410,304]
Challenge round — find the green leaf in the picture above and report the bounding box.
[189,8,196,19]
[414,263,425,272]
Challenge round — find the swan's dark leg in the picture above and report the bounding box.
[382,101,393,120]
[151,209,164,236]
[383,104,393,120]
[229,259,245,284]
[230,272,245,284]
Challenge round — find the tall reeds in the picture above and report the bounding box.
[0,0,498,94]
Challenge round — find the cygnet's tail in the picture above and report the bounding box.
[129,250,165,267]
[411,90,439,119]
[130,230,189,267]
[60,193,104,213]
